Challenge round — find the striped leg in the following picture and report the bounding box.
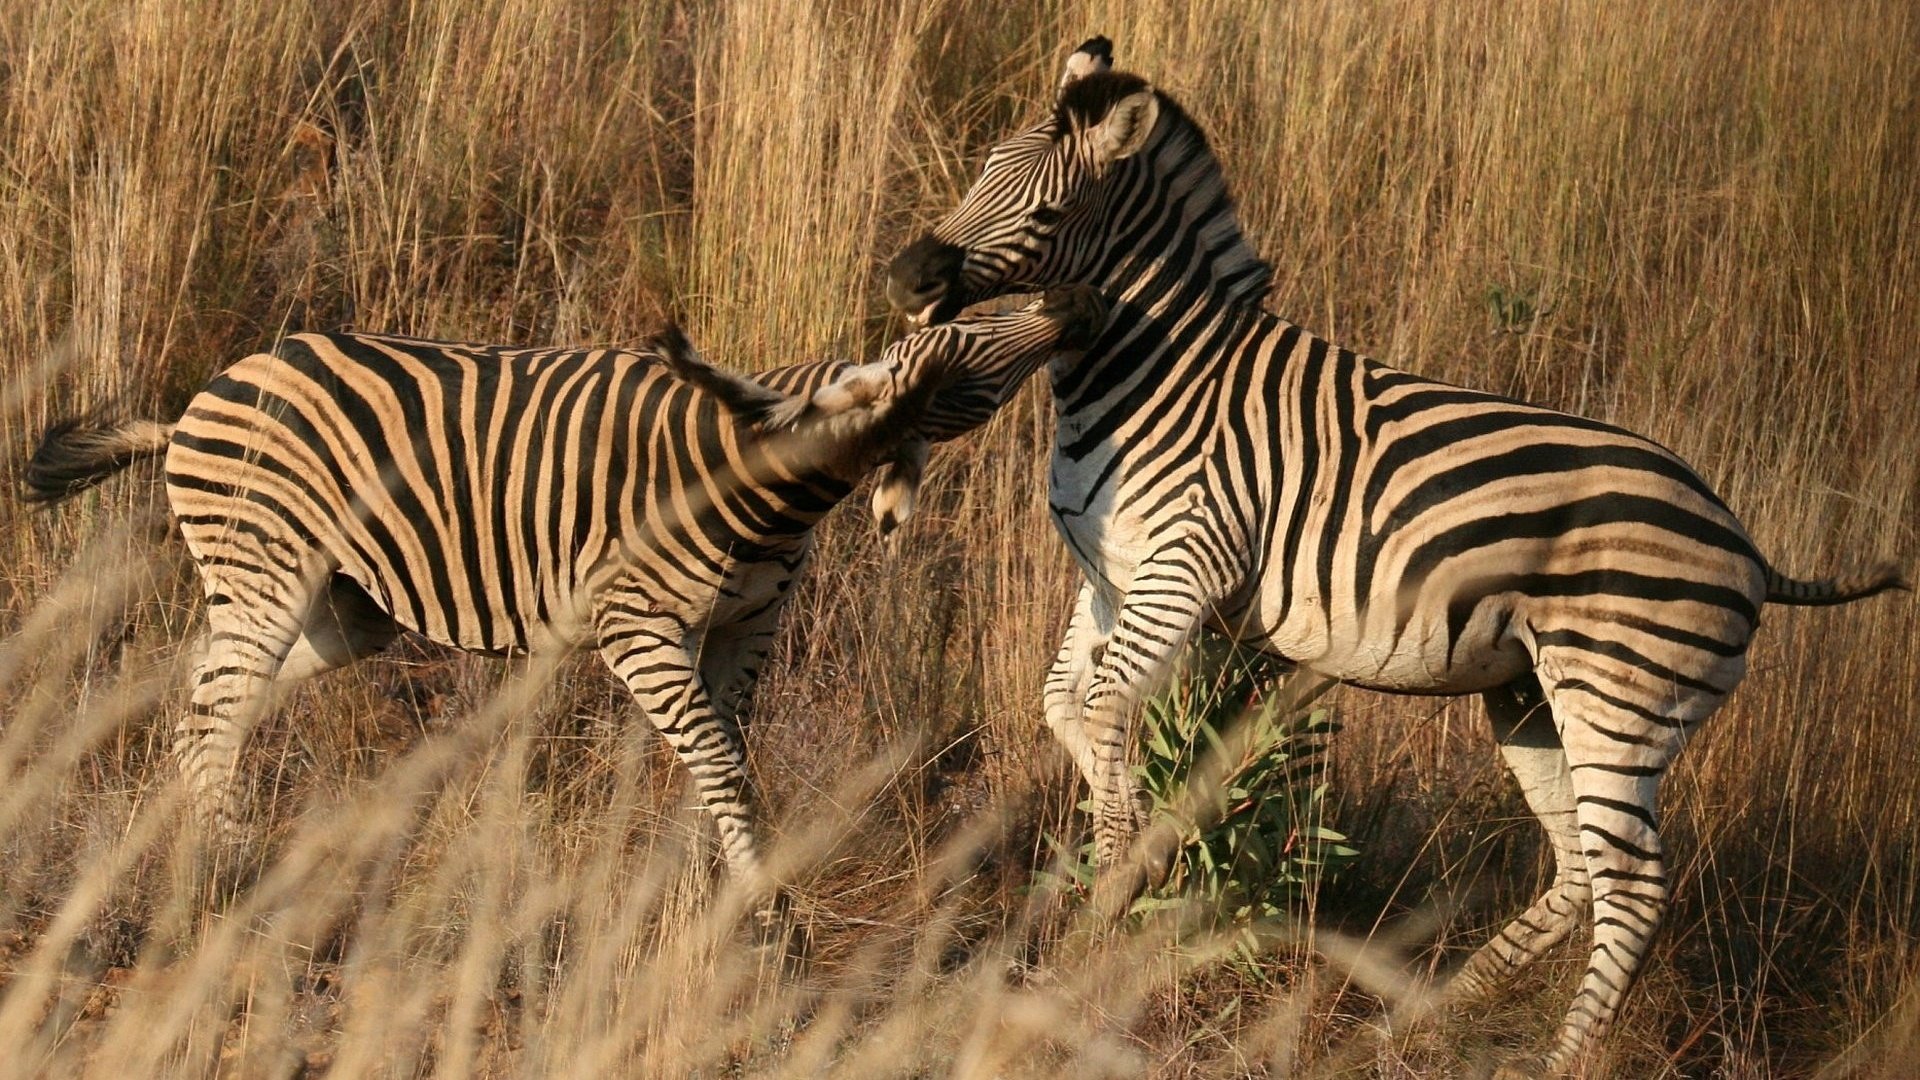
[178,570,398,835]
[1043,579,1114,791]
[596,616,765,889]
[1518,665,1704,1076]
[693,575,807,943]
[694,561,800,730]
[278,573,400,683]
[177,579,310,835]
[1449,674,1591,1001]
[1082,558,1211,911]
[696,623,777,734]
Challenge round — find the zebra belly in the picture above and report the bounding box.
[1303,608,1534,694]
[1241,575,1534,695]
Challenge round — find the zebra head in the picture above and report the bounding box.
[650,287,1108,530]
[887,37,1162,326]
[864,284,1109,538]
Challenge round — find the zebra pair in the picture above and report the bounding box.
[24,286,1108,901]
[885,36,1905,1077]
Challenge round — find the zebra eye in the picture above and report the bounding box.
[1031,205,1066,229]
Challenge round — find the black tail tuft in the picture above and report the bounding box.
[22,417,174,506]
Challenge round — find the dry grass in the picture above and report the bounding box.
[2,0,1916,1076]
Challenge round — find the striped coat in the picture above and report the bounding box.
[885,36,1905,1075]
[23,289,1105,902]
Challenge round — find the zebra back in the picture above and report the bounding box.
[163,331,858,653]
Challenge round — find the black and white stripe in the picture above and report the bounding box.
[22,290,1104,897]
[887,37,1905,1074]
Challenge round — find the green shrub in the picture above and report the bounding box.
[1040,635,1357,929]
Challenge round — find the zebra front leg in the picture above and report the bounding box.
[694,596,817,957]
[1043,579,1113,793]
[1448,674,1591,1003]
[597,624,772,905]
[1081,563,1211,921]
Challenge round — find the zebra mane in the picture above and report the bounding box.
[1056,72,1275,308]
[1053,70,1152,130]
[646,324,916,439]
[646,324,793,427]
[645,322,930,538]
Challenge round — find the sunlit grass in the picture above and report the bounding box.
[2,1,1915,1076]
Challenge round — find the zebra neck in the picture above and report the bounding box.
[710,436,861,541]
[1049,287,1258,417]
[1050,117,1273,409]
[1098,115,1273,313]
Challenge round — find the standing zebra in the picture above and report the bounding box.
[886,37,1905,1076]
[22,286,1106,904]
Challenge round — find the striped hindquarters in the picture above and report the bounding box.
[1263,346,1773,694]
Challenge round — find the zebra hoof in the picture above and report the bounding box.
[748,891,811,971]
[180,841,265,910]
[1439,968,1500,1010]
[1089,862,1151,925]
[1140,841,1176,895]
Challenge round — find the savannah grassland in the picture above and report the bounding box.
[1,0,1916,1076]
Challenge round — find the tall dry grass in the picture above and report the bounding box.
[1,0,1916,1075]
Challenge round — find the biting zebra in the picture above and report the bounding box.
[885,36,1906,1075]
[22,286,1107,907]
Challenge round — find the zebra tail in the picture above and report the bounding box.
[1764,563,1910,606]
[647,322,791,427]
[22,417,175,505]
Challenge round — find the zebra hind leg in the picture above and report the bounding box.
[171,569,398,911]
[278,573,401,682]
[1448,674,1591,1004]
[1505,671,1692,1077]
[176,582,312,842]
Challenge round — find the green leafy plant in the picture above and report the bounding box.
[1038,635,1357,930]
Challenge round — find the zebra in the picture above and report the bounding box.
[884,36,1906,1075]
[22,285,1107,907]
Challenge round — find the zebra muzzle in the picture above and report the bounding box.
[886,236,967,326]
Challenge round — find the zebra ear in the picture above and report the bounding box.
[871,438,930,546]
[1058,36,1114,95]
[1087,88,1159,165]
